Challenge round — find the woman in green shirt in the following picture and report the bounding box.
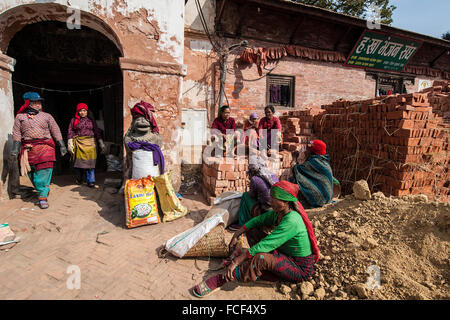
[192,180,320,298]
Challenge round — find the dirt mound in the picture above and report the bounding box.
[278,194,450,300]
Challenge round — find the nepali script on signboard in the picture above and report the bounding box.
[345,30,421,72]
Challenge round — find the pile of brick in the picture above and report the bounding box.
[201,156,248,205]
[201,153,295,204]
[422,80,450,123]
[313,80,450,201]
[280,110,315,153]
[201,81,449,203]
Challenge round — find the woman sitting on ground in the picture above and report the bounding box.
[289,139,334,208]
[229,155,278,231]
[192,181,320,298]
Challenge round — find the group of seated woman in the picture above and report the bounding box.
[210,105,283,157]
[192,139,336,297]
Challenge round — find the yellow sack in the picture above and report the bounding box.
[124,177,160,228]
[154,171,189,222]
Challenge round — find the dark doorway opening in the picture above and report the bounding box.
[7,21,123,176]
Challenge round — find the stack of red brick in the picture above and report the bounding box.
[201,81,449,203]
[279,110,316,153]
[313,80,450,201]
[201,153,293,205]
[201,156,248,205]
[422,80,450,123]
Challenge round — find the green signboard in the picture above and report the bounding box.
[345,31,421,72]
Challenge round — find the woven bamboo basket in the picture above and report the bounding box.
[183,224,229,258]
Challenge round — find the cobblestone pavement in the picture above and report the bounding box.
[0,174,284,300]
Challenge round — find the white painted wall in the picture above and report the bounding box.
[0,85,15,199]
[0,0,185,63]
[185,0,215,33]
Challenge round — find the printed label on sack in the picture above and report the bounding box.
[125,178,160,227]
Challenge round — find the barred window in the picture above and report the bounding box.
[266,75,295,108]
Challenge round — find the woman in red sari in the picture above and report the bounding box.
[258,105,282,155]
[211,106,240,155]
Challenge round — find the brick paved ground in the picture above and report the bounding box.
[0,173,285,300]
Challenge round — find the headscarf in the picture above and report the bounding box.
[130,100,159,134]
[17,99,31,115]
[270,181,320,263]
[309,140,327,155]
[73,103,88,130]
[17,92,44,114]
[248,155,277,186]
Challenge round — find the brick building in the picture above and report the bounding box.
[0,0,187,198]
[0,0,448,198]
[182,0,450,164]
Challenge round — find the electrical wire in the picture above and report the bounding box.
[2,76,122,94]
[194,0,223,54]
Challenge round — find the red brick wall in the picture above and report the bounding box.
[221,55,376,124]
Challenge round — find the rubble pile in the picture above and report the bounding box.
[277,188,450,300]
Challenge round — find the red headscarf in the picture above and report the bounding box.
[309,139,327,155]
[130,100,159,134]
[17,100,44,114]
[272,180,320,263]
[17,99,31,114]
[74,103,88,130]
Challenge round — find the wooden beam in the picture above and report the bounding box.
[220,32,334,51]
[333,26,352,51]
[231,0,450,49]
[430,49,448,68]
[216,0,228,25]
[289,15,305,45]
[235,3,251,37]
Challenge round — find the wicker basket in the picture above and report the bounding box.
[183,224,229,258]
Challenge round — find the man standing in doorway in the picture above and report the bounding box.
[10,92,67,209]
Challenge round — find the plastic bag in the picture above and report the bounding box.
[124,177,160,228]
[153,171,189,222]
[164,213,224,258]
[106,154,123,172]
[204,191,242,227]
[132,149,160,179]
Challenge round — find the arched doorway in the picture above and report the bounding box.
[6,20,123,175]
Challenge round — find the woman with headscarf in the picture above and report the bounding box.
[289,139,334,208]
[228,156,278,231]
[192,180,319,298]
[67,103,106,188]
[11,92,67,209]
[258,105,282,155]
[242,112,259,150]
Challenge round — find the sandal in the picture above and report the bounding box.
[192,280,220,298]
[39,200,49,209]
[228,224,241,231]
